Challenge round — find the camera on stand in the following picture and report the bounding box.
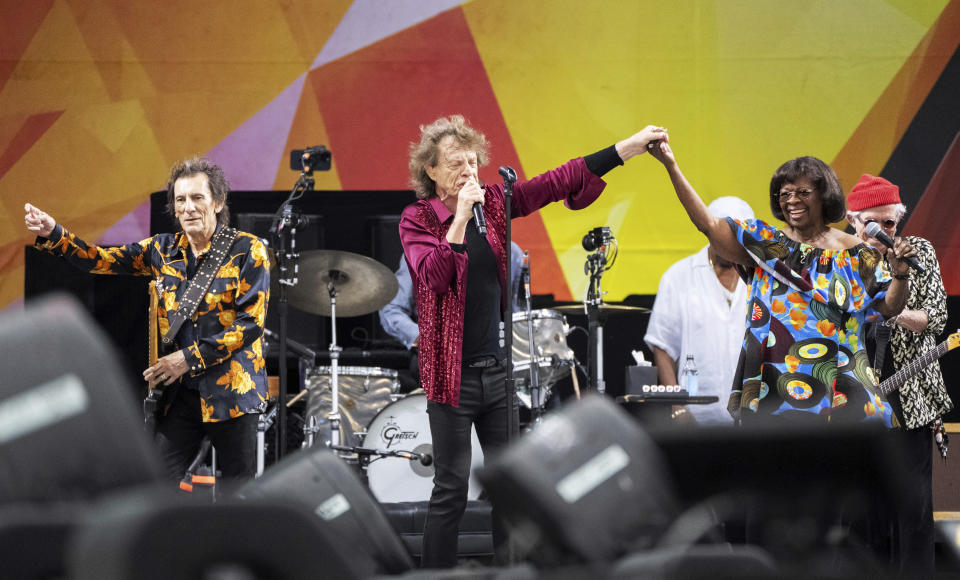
[581,226,614,252]
[290,146,332,174]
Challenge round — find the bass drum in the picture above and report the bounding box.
[362,393,484,503]
[306,366,399,447]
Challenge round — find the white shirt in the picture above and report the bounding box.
[644,246,749,425]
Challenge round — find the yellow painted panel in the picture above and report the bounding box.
[467,0,947,298]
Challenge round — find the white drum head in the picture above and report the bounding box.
[362,393,484,503]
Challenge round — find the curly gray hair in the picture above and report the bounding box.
[408,115,490,199]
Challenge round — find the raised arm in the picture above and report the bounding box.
[647,139,752,266]
[874,238,916,319]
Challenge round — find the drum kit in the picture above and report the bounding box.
[261,243,647,501]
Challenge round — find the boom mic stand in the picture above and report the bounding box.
[268,159,315,461]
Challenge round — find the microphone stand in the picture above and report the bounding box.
[585,244,609,393]
[499,166,519,442]
[269,167,313,462]
[499,167,519,568]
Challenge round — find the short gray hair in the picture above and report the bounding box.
[847,203,907,223]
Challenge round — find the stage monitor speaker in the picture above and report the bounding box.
[0,294,164,503]
[236,445,414,577]
[652,420,910,522]
[0,503,89,580]
[649,420,911,572]
[478,394,678,566]
[67,488,354,580]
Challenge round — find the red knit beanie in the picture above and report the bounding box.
[847,174,901,211]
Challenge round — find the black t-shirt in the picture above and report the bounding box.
[458,220,503,362]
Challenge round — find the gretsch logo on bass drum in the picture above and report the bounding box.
[380,415,419,448]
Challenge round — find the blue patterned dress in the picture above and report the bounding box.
[726,218,896,427]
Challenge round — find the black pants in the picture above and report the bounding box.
[421,361,514,568]
[156,387,259,484]
[890,425,935,575]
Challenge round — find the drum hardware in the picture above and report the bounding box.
[551,303,650,315]
[518,250,545,425]
[512,309,576,410]
[578,226,654,393]
[272,249,397,452]
[330,444,433,467]
[304,366,398,451]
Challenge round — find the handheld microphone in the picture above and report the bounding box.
[864,222,924,272]
[472,202,487,235]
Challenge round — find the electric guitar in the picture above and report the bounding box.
[877,330,960,459]
[143,280,164,430]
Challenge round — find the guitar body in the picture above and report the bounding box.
[143,280,174,431]
[878,331,960,459]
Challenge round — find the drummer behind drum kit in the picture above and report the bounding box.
[265,246,645,502]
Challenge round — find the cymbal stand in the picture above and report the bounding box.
[583,228,617,393]
[520,251,544,424]
[325,275,344,448]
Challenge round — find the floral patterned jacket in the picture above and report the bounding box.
[35,224,270,422]
[886,236,952,429]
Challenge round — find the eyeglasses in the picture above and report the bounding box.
[863,217,898,229]
[777,189,814,201]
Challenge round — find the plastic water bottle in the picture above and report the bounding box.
[681,354,699,396]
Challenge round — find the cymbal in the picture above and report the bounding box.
[277,250,398,317]
[551,303,650,315]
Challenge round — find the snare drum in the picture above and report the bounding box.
[362,393,484,503]
[306,366,399,447]
[511,309,574,405]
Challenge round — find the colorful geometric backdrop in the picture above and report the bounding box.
[2,0,959,313]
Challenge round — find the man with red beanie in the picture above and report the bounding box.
[846,173,952,574]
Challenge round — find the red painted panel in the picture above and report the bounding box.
[0,1,56,94]
[0,110,63,181]
[310,7,572,299]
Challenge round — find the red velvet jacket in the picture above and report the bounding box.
[399,157,606,406]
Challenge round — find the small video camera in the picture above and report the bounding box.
[581,226,614,251]
[290,146,332,173]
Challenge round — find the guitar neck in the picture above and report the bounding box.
[879,339,949,396]
[148,280,159,367]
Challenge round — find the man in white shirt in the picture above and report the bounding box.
[644,196,754,425]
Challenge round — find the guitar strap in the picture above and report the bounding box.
[872,322,892,380]
[163,226,239,345]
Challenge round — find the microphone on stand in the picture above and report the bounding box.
[865,222,924,272]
